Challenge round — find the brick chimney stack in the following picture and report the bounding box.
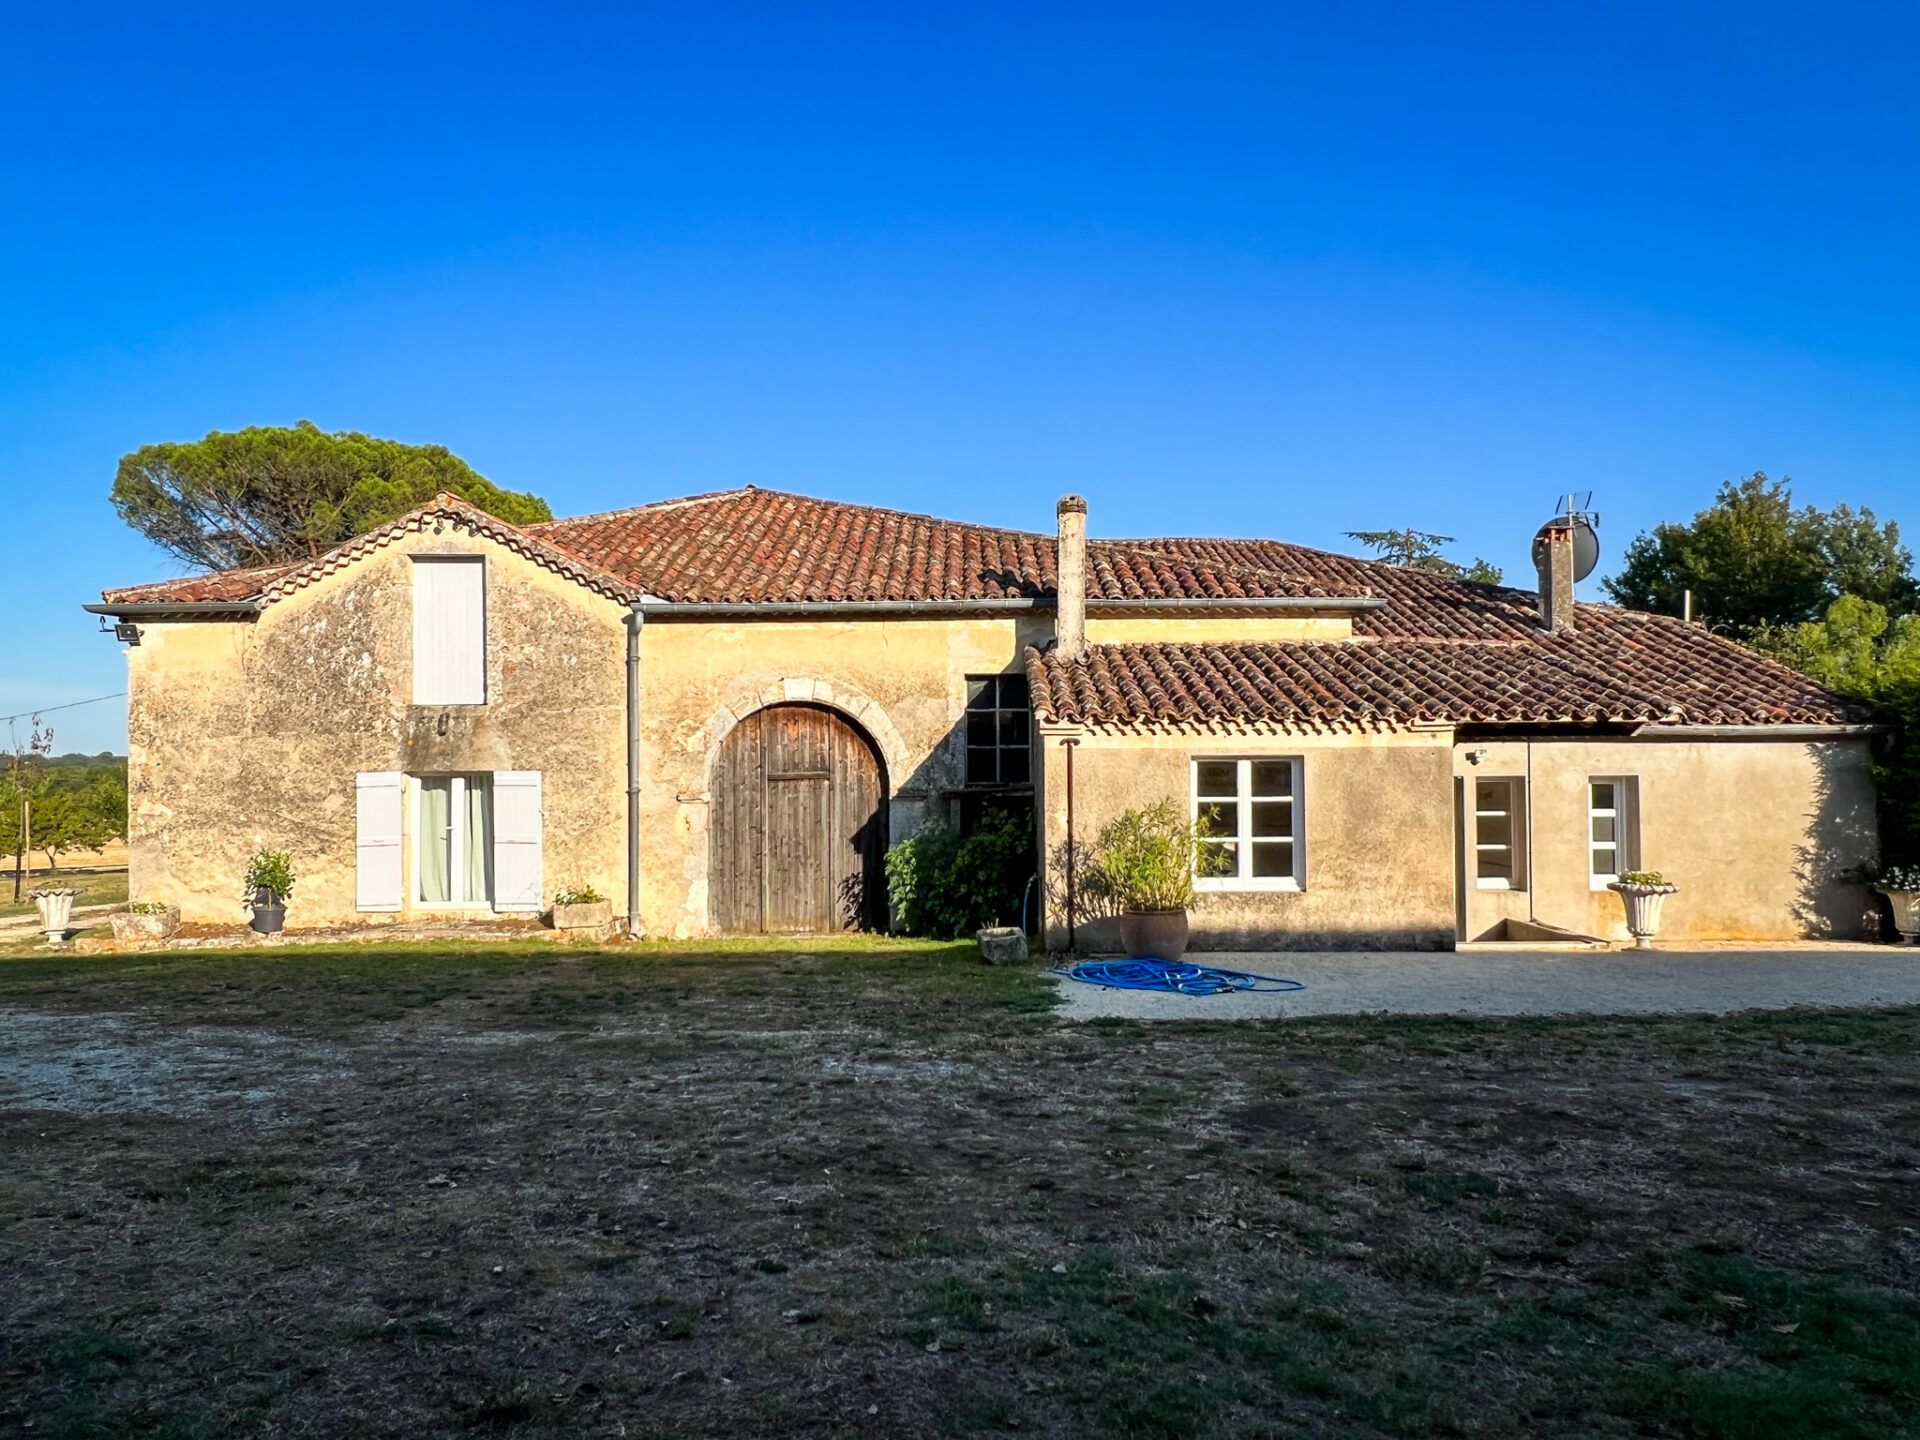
[1056,495,1088,660]
[1536,520,1577,634]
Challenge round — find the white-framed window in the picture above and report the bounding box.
[414,774,495,906]
[412,555,487,705]
[1192,757,1304,891]
[1588,777,1639,887]
[1473,777,1526,890]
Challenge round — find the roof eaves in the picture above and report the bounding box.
[256,493,641,607]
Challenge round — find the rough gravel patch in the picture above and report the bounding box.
[1054,944,1920,1020]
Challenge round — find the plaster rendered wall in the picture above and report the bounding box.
[1039,728,1457,951]
[1454,737,1879,942]
[124,529,629,926]
[632,614,1052,937]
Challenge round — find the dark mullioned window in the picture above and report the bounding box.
[964,674,1031,785]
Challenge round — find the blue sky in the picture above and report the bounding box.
[4,2,1917,753]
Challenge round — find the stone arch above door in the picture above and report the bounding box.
[700,678,909,790]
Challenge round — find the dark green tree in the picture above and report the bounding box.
[1749,597,1920,868]
[111,421,553,571]
[1604,474,1916,634]
[1345,528,1503,584]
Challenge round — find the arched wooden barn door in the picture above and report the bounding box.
[709,704,887,934]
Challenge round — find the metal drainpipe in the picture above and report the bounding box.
[1525,739,1536,928]
[1064,737,1078,951]
[625,606,644,939]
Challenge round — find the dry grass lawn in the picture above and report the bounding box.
[1,938,1916,1438]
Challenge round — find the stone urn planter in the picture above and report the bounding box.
[110,905,181,942]
[976,926,1028,965]
[1607,878,1679,950]
[1878,889,1920,945]
[551,898,614,937]
[29,888,78,945]
[1118,908,1191,962]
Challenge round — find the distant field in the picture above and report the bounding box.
[1,839,128,875]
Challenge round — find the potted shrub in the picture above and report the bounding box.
[110,900,181,942]
[243,849,295,935]
[550,885,614,936]
[1607,869,1678,950]
[1090,799,1197,961]
[28,887,79,946]
[1867,864,1920,944]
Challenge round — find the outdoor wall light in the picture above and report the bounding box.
[1465,748,1488,766]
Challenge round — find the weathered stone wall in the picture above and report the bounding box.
[1455,736,1879,943]
[123,531,1876,948]
[1038,728,1458,951]
[631,614,1052,936]
[125,528,628,927]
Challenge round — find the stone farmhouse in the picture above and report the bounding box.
[90,487,1880,948]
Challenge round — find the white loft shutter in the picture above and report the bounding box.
[412,557,486,704]
[491,770,543,912]
[355,771,405,912]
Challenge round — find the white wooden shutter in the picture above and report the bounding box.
[491,770,543,912]
[412,557,486,704]
[355,771,405,912]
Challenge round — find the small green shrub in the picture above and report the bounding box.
[1090,799,1197,911]
[128,900,171,915]
[242,848,295,901]
[552,885,606,907]
[1619,870,1668,887]
[885,812,1034,938]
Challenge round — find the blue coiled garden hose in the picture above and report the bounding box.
[1053,956,1305,997]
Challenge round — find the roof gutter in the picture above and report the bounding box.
[1630,722,1884,739]
[632,595,1385,619]
[84,601,261,619]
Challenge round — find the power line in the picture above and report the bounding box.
[0,693,127,725]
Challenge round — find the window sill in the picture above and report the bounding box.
[1194,878,1303,894]
[1474,880,1526,891]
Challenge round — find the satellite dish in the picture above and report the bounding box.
[1530,514,1600,583]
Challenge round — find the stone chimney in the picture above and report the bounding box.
[1055,494,1088,660]
[1535,520,1577,634]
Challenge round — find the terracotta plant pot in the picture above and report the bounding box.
[551,899,614,936]
[110,906,181,942]
[1880,889,1920,945]
[1118,908,1190,961]
[1607,881,1678,950]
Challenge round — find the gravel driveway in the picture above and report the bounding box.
[1054,943,1920,1019]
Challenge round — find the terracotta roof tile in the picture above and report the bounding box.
[525,488,1356,603]
[100,486,1852,732]
[1026,628,1862,733]
[100,561,301,605]
[101,488,1365,608]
